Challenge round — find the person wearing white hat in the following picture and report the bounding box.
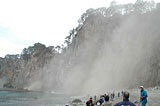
[140,86,148,106]
[140,86,143,88]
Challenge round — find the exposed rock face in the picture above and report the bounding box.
[0,43,55,89]
[1,1,160,94]
[57,1,160,94]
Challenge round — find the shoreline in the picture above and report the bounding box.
[0,88,31,92]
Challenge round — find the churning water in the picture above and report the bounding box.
[0,91,71,106]
[0,87,160,106]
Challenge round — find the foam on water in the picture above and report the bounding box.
[0,91,70,106]
[1,87,160,106]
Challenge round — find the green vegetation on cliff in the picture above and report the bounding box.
[0,1,160,93]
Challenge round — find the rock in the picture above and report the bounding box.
[3,82,14,88]
[72,99,82,103]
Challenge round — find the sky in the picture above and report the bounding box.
[0,0,159,57]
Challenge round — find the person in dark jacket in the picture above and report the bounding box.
[113,92,115,99]
[114,91,136,106]
[118,92,120,97]
[104,95,112,106]
[86,97,94,106]
[121,91,124,96]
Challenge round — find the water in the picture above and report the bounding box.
[0,91,71,106]
[0,87,160,106]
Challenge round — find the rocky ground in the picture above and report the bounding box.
[70,87,160,106]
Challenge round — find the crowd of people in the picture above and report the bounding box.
[86,86,148,106]
[86,94,112,106]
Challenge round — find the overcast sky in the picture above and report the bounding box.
[0,0,159,57]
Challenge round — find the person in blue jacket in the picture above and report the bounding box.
[100,96,104,104]
[140,86,148,106]
[114,91,136,106]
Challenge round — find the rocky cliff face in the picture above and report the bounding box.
[57,1,160,94]
[0,43,55,89]
[1,1,160,94]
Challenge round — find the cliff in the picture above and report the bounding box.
[0,1,160,94]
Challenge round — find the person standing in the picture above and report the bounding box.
[118,92,120,97]
[113,92,115,99]
[86,97,94,106]
[104,95,112,106]
[100,96,104,104]
[140,86,148,106]
[114,91,136,106]
[121,90,124,96]
[94,95,96,104]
